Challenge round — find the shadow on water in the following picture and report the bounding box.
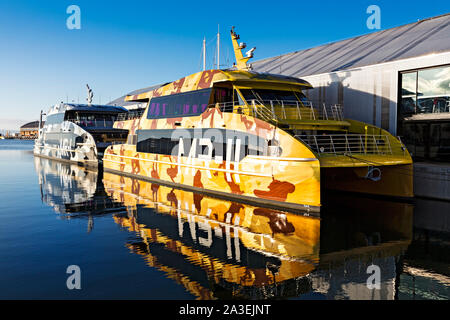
[34,156,450,300]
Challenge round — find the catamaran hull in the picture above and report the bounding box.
[321,164,414,199]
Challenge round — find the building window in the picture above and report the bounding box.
[417,67,450,114]
[398,65,450,162]
[400,71,417,117]
[399,65,450,119]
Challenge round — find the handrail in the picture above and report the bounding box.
[110,100,344,123]
[69,119,115,128]
[295,134,393,155]
[212,100,344,122]
[116,109,144,121]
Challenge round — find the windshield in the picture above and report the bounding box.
[239,89,309,105]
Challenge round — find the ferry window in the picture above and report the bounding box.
[234,90,245,105]
[211,87,235,112]
[240,89,299,103]
[213,88,233,104]
[46,113,64,125]
[137,128,268,159]
[296,92,311,104]
[147,88,212,119]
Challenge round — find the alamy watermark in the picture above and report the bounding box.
[66,265,81,290]
[66,5,81,30]
[366,264,381,289]
[366,5,381,30]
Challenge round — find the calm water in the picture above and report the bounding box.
[0,139,448,300]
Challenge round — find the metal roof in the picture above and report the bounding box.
[64,104,128,113]
[252,13,450,77]
[108,84,167,106]
[20,121,40,129]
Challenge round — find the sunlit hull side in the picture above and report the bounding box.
[104,109,321,215]
[34,120,98,168]
[103,172,320,299]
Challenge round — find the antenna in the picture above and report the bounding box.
[86,84,93,106]
[230,26,255,71]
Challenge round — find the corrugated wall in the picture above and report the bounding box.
[294,53,450,134]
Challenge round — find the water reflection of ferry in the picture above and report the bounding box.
[34,103,129,167]
[32,157,417,299]
[103,27,413,215]
[103,172,319,299]
[34,157,125,223]
[103,172,414,299]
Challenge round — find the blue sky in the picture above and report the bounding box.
[0,0,449,130]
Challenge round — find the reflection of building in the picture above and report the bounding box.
[20,121,41,139]
[251,13,450,200]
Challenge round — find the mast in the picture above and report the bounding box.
[230,26,256,71]
[202,37,206,71]
[217,25,220,69]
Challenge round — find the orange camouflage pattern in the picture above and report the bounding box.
[105,96,321,210]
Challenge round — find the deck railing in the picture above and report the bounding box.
[295,134,393,155]
[214,100,344,122]
[70,119,115,128]
[116,109,145,121]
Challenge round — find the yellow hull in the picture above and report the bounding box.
[322,164,414,198]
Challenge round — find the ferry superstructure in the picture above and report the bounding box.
[34,103,129,166]
[103,28,413,214]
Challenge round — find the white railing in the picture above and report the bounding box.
[295,134,393,155]
[70,119,115,128]
[213,100,344,122]
[255,100,344,121]
[116,109,144,121]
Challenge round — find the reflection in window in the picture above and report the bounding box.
[400,72,417,117]
[418,67,450,114]
[399,65,450,118]
[147,88,212,119]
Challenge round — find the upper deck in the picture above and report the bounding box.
[122,69,350,131]
[124,69,313,102]
[45,103,128,130]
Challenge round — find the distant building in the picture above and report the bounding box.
[20,121,41,139]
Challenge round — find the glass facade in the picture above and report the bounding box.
[398,65,450,162]
[399,65,450,119]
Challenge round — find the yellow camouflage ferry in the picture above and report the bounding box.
[103,27,413,215]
